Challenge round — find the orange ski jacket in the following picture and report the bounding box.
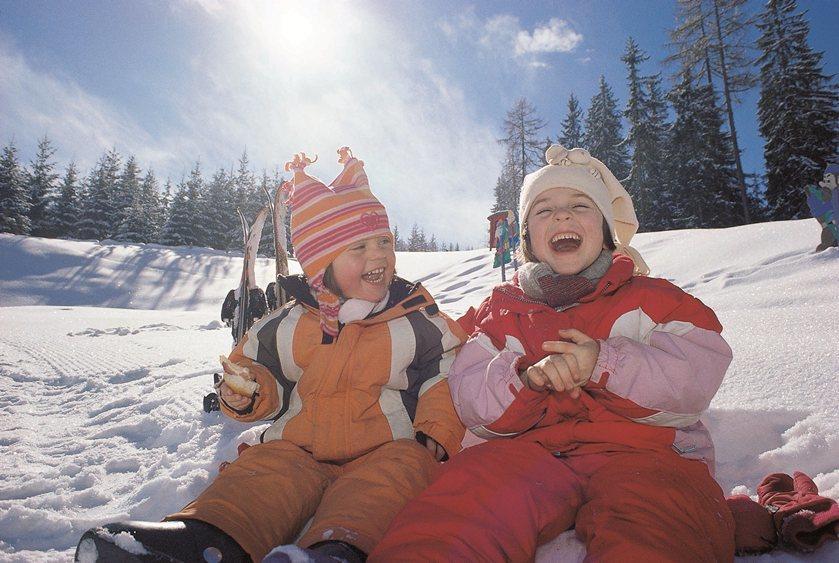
[221,275,466,462]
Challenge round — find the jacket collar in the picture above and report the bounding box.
[494,253,635,312]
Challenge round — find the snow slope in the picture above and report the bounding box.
[0,220,837,562]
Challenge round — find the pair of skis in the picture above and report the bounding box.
[208,186,290,413]
[223,186,291,347]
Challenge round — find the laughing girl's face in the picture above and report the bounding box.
[330,234,396,301]
[526,187,606,275]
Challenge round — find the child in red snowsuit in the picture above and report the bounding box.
[371,145,736,562]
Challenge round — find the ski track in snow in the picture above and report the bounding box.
[0,223,838,562]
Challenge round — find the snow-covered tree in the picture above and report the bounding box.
[583,76,630,181]
[756,0,839,219]
[392,224,404,251]
[0,141,31,235]
[407,223,426,252]
[257,171,277,256]
[53,162,81,238]
[558,94,585,149]
[643,74,677,231]
[668,66,741,228]
[111,156,141,236]
[159,163,206,247]
[622,38,672,231]
[27,136,60,237]
[428,234,439,252]
[76,149,121,240]
[668,0,758,223]
[115,167,161,244]
[202,168,236,250]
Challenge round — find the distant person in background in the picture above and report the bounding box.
[371,145,736,561]
[75,148,465,563]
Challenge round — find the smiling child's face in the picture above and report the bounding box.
[330,234,396,301]
[526,187,606,275]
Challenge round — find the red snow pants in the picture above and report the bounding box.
[370,439,735,562]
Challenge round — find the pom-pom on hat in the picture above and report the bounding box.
[518,144,649,275]
[283,147,391,337]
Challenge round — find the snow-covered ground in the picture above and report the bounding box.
[0,219,837,562]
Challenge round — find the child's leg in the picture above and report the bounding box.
[574,450,735,562]
[370,439,584,562]
[298,439,438,555]
[168,440,339,561]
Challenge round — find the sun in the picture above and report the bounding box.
[243,1,359,69]
[277,10,315,46]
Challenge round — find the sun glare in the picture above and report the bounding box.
[278,11,315,46]
[245,1,360,70]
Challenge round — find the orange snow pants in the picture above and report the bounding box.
[371,439,735,562]
[168,439,438,562]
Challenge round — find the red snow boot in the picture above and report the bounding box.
[758,471,839,552]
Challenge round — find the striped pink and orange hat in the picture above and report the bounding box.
[283,147,391,337]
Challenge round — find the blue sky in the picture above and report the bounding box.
[1,0,836,245]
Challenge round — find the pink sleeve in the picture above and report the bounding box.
[591,326,732,427]
[449,333,547,438]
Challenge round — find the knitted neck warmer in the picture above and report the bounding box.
[518,250,613,308]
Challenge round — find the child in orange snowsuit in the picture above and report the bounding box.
[371,145,736,562]
[75,149,465,563]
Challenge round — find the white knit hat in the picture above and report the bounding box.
[519,144,649,275]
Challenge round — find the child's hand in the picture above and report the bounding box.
[522,354,585,398]
[425,437,447,462]
[219,382,251,410]
[541,328,600,397]
[219,362,255,410]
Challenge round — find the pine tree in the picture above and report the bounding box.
[159,163,207,247]
[27,136,60,237]
[644,74,677,231]
[257,171,275,256]
[202,168,236,250]
[428,234,439,252]
[558,94,585,148]
[115,166,161,243]
[0,141,31,235]
[668,0,756,222]
[76,149,121,240]
[491,152,518,213]
[139,171,162,242]
[392,225,403,251]
[112,156,141,237]
[499,98,547,209]
[622,38,672,231]
[156,179,173,240]
[407,223,426,251]
[53,162,81,238]
[583,76,630,181]
[756,0,839,219]
[668,66,741,228]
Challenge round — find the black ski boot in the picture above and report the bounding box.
[74,519,251,562]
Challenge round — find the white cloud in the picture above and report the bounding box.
[439,12,582,68]
[514,18,583,55]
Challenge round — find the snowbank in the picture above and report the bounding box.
[0,220,836,561]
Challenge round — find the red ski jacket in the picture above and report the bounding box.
[450,254,732,473]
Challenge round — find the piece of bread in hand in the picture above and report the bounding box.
[218,355,260,396]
